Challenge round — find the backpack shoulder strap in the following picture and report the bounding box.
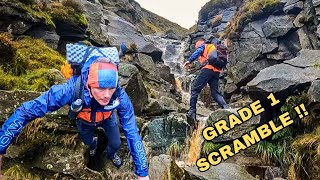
[74,75,84,102]
[68,76,84,120]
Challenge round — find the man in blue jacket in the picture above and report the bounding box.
[0,57,149,179]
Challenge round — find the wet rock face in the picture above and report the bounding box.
[143,113,190,155]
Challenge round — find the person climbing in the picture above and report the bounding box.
[184,37,229,128]
[0,46,149,179]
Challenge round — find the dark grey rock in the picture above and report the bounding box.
[222,8,236,23]
[143,113,190,155]
[232,38,263,63]
[262,38,278,54]
[82,0,108,45]
[313,0,320,7]
[229,59,278,85]
[26,28,60,49]
[247,50,320,95]
[135,53,160,79]
[284,1,303,15]
[118,63,147,115]
[307,80,320,104]
[198,24,207,32]
[140,43,163,63]
[205,109,260,142]
[216,23,228,32]
[297,27,313,49]
[266,32,301,61]
[156,64,176,87]
[10,20,32,34]
[184,163,258,180]
[262,15,294,38]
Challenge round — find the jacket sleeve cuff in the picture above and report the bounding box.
[0,149,7,154]
[135,169,148,177]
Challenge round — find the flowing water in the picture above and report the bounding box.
[145,35,206,165]
[145,35,193,104]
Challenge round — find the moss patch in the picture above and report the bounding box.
[14,1,56,28]
[15,36,65,70]
[141,18,162,33]
[0,33,66,91]
[48,2,88,27]
[3,165,41,180]
[12,0,88,28]
[223,0,281,38]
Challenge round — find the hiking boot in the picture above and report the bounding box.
[186,111,196,127]
[108,153,122,168]
[89,137,98,156]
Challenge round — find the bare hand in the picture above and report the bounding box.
[138,175,149,180]
[183,61,191,70]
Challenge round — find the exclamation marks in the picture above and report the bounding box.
[294,104,309,118]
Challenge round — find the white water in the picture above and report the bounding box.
[145,35,192,104]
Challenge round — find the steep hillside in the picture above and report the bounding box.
[101,0,187,36]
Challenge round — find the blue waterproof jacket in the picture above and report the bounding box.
[0,57,148,177]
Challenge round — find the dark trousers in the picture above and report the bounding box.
[189,69,228,114]
[76,112,121,158]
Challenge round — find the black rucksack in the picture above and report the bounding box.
[207,39,228,69]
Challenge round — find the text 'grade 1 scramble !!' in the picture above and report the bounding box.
[196,93,309,172]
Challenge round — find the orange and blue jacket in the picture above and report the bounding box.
[188,43,222,72]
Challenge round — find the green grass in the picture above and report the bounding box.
[3,165,41,180]
[223,0,281,38]
[201,141,224,155]
[0,33,66,91]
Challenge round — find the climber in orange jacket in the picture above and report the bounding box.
[184,38,229,126]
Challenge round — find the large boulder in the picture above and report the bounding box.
[229,59,278,86]
[134,53,160,80]
[118,63,148,115]
[156,64,176,87]
[262,15,294,38]
[143,113,190,155]
[25,27,60,49]
[0,2,53,31]
[149,154,172,180]
[283,0,303,15]
[32,145,104,180]
[81,0,108,45]
[205,109,261,142]
[247,50,320,99]
[183,163,258,180]
[221,7,237,23]
[266,31,301,61]
[103,12,146,49]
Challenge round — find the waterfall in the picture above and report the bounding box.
[144,35,186,76]
[145,35,194,104]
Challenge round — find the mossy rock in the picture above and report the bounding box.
[14,36,65,71]
[0,33,66,91]
[13,1,56,29]
[48,2,88,27]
